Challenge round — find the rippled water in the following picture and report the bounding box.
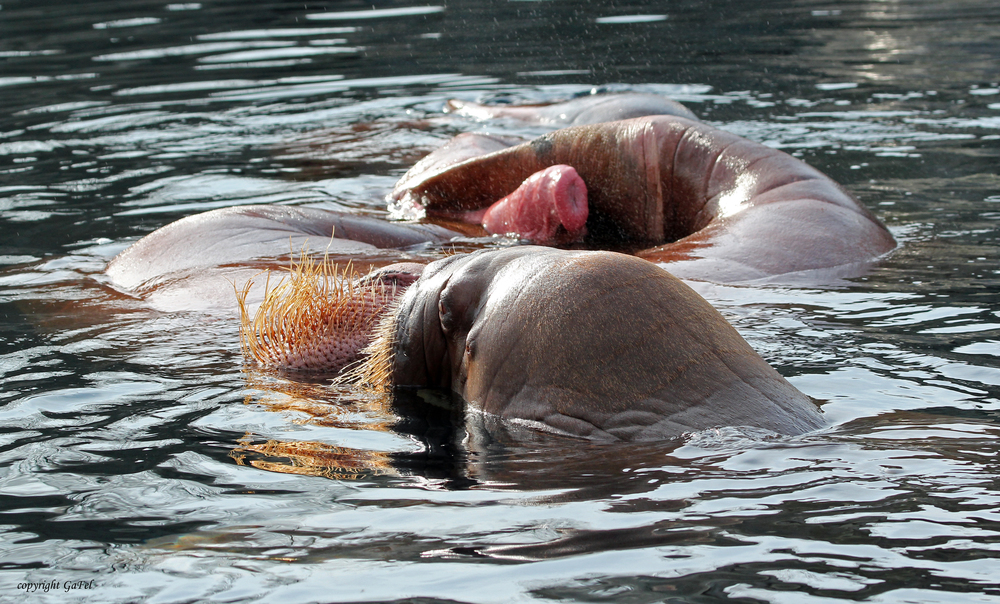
[2,1,1000,602]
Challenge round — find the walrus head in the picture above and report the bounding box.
[351,246,825,441]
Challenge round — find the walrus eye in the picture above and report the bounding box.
[437,283,469,338]
[438,298,458,336]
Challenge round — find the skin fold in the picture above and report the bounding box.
[105,205,454,293]
[104,205,452,314]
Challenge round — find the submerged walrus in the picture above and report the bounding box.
[352,246,824,440]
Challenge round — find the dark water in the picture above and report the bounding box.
[3,0,1000,602]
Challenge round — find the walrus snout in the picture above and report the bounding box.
[370,253,469,389]
[237,259,424,373]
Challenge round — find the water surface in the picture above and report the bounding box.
[2,1,1000,602]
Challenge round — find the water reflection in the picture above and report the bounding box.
[233,372,693,492]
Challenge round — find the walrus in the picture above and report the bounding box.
[100,93,887,440]
[349,246,824,441]
[108,95,895,294]
[390,114,897,282]
[104,205,457,312]
[105,205,454,292]
[107,215,825,440]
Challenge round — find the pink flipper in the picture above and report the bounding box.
[478,164,588,245]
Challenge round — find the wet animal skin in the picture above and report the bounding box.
[359,246,825,440]
[391,113,896,283]
[104,93,894,439]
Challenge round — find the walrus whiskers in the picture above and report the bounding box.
[334,299,399,392]
[236,251,397,371]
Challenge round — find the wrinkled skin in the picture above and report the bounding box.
[387,93,700,246]
[110,95,896,294]
[385,246,825,441]
[391,115,897,283]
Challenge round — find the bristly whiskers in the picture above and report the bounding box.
[333,298,399,391]
[235,250,399,373]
